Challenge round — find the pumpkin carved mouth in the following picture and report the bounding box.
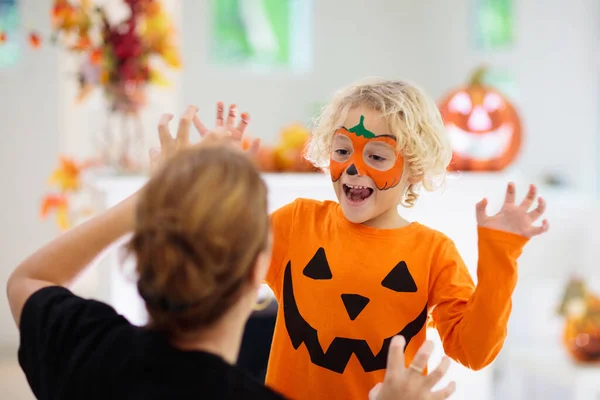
[282,261,428,374]
[447,123,513,161]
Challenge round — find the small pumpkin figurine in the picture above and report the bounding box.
[273,123,317,172]
[438,66,522,171]
[557,277,600,363]
[241,137,277,172]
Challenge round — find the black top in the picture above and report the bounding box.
[18,286,286,400]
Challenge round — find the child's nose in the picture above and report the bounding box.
[341,293,370,320]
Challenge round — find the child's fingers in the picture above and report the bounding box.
[504,182,516,204]
[475,198,488,223]
[519,184,536,210]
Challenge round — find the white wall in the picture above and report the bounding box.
[181,0,599,192]
[1,0,598,349]
[0,0,60,347]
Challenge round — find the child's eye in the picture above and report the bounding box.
[370,155,386,162]
[335,149,349,156]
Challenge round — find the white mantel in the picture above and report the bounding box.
[78,170,596,400]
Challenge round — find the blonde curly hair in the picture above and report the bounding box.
[305,77,452,207]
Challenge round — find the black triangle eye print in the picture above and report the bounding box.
[381,261,417,293]
[341,294,370,321]
[302,247,332,280]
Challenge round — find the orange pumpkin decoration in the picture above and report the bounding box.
[242,137,277,172]
[438,66,522,171]
[273,124,317,172]
[557,278,600,363]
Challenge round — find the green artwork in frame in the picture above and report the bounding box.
[0,0,20,68]
[211,0,292,67]
[472,0,515,50]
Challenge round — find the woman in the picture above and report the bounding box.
[7,104,454,399]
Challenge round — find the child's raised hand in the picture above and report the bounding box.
[476,182,549,238]
[369,336,455,400]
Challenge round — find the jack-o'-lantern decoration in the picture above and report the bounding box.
[557,277,600,363]
[438,66,522,171]
[283,247,427,373]
[273,124,318,172]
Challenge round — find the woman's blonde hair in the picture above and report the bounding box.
[305,78,452,207]
[127,144,269,337]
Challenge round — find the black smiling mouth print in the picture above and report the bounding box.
[282,248,428,374]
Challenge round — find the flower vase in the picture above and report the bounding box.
[100,83,148,174]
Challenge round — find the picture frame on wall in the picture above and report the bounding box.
[0,0,20,68]
[471,0,515,51]
[209,0,312,72]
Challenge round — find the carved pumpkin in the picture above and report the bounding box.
[273,123,317,172]
[438,66,522,171]
[557,278,600,363]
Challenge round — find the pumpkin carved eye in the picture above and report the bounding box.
[303,247,332,280]
[448,92,472,115]
[381,261,417,292]
[483,92,504,112]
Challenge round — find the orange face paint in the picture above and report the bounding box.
[330,116,404,190]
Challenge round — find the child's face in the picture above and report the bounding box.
[330,107,408,224]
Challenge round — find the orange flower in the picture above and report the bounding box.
[71,35,92,51]
[89,48,102,65]
[55,206,71,230]
[40,194,67,218]
[28,32,42,49]
[48,156,84,192]
[161,46,181,68]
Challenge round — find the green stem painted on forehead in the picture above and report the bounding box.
[348,115,376,139]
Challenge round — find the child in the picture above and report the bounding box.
[260,78,548,400]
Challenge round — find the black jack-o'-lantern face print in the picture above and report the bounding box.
[282,247,428,374]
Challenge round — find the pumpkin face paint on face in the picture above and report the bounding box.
[330,115,405,190]
[330,110,406,224]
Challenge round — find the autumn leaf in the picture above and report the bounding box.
[55,206,71,230]
[48,156,83,192]
[40,194,68,218]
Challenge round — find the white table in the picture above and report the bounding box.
[499,345,600,400]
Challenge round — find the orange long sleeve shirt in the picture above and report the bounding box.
[264,198,528,400]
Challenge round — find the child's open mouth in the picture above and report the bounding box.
[343,184,374,205]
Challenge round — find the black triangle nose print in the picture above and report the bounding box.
[346,164,358,175]
[381,261,417,292]
[303,247,332,280]
[341,294,370,321]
